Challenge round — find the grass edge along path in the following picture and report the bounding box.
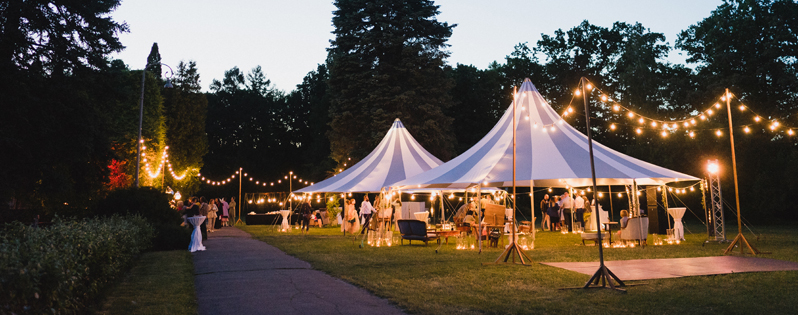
[240,224,798,315]
[96,250,197,315]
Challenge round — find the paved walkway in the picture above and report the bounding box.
[192,226,405,315]
[542,256,798,280]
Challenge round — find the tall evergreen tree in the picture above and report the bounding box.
[327,0,457,166]
[163,61,207,196]
[146,43,163,80]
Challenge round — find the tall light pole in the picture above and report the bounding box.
[723,88,760,255]
[580,77,624,291]
[134,61,173,188]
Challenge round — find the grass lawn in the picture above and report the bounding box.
[240,223,798,315]
[96,250,197,315]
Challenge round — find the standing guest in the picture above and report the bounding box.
[560,192,573,232]
[359,195,375,234]
[207,199,218,233]
[574,193,586,231]
[547,196,561,232]
[539,194,551,231]
[176,201,185,225]
[229,197,237,225]
[199,197,209,240]
[298,199,313,232]
[213,199,223,230]
[220,198,229,227]
[347,199,360,234]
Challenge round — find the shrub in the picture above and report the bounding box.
[94,187,190,251]
[0,215,154,313]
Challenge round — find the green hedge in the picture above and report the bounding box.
[0,215,154,314]
[94,187,190,251]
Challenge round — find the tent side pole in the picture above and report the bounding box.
[477,185,482,253]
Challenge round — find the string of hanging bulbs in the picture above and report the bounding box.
[198,169,313,187]
[562,79,796,138]
[141,144,191,181]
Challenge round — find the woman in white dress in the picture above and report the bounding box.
[208,199,219,233]
[346,199,360,234]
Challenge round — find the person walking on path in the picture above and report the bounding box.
[208,199,219,233]
[220,198,229,227]
[199,197,209,240]
[228,197,237,225]
[359,195,375,234]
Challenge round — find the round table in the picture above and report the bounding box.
[279,210,291,231]
[186,216,206,252]
[667,207,686,241]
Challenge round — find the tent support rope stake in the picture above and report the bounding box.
[579,77,625,291]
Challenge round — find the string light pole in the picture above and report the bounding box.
[236,167,243,225]
[580,77,625,291]
[134,61,173,188]
[489,85,532,265]
[722,88,761,255]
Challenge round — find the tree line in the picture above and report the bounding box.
[2,0,797,222]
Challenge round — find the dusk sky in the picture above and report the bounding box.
[111,0,723,92]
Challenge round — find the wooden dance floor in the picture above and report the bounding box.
[541,256,798,281]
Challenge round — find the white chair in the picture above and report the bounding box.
[620,217,649,245]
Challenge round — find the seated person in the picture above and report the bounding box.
[454,202,475,225]
[616,210,629,238]
[463,210,476,227]
[313,210,324,227]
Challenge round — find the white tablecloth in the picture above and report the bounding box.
[279,210,291,230]
[668,207,686,240]
[413,211,429,223]
[186,216,206,252]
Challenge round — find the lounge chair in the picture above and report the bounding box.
[397,219,439,245]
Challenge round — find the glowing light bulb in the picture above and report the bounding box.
[715,103,721,109]
[700,115,706,120]
[651,121,658,127]
[739,105,745,111]
[636,128,642,135]
[661,131,668,137]
[613,105,620,111]
[575,89,581,96]
[586,83,592,90]
[610,123,616,130]
[689,131,696,138]
[617,193,622,198]
[789,129,795,136]
[601,95,607,101]
[755,116,761,122]
[568,107,574,113]
[744,126,750,133]
[628,112,634,118]
[716,130,722,137]
[638,117,644,124]
[691,119,696,125]
[598,192,603,197]
[683,122,689,127]
[707,109,714,115]
[548,188,553,193]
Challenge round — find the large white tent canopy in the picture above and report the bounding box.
[393,79,699,190]
[295,119,443,193]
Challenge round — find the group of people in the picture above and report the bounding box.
[336,194,399,235]
[541,192,591,232]
[177,196,237,241]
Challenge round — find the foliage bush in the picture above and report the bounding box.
[0,215,154,314]
[94,187,190,250]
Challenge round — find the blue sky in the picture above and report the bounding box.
[111,0,722,92]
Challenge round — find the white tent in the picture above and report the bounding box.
[392,79,699,190]
[295,118,443,193]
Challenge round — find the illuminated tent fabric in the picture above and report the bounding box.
[295,118,443,193]
[392,79,699,190]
